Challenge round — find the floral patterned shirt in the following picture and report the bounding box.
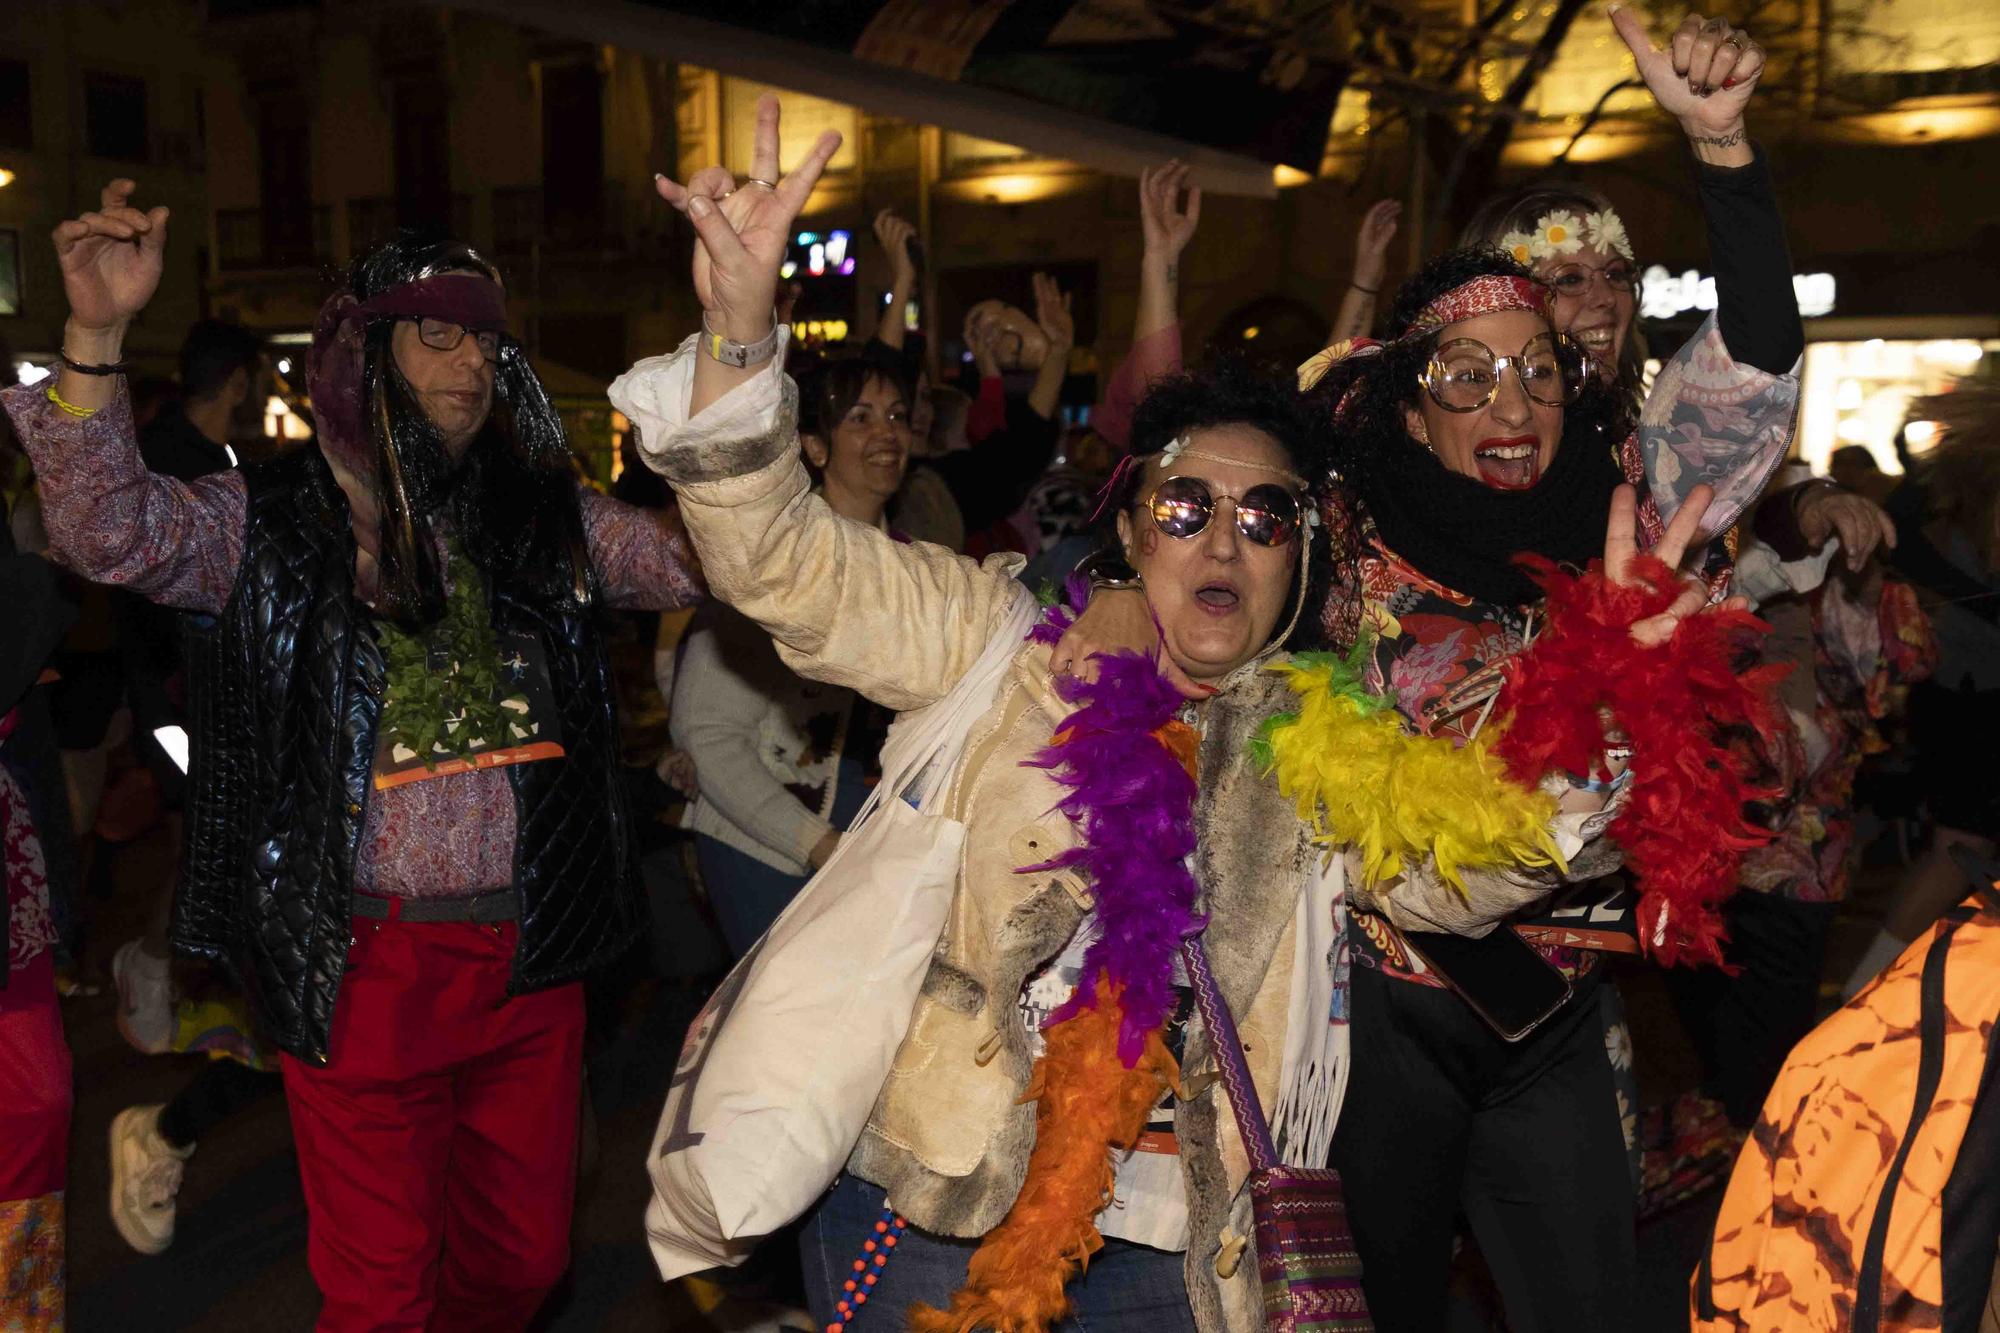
[1351,313,1801,984]
[3,382,704,898]
[1,708,56,973]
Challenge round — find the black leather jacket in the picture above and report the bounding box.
[172,450,644,1062]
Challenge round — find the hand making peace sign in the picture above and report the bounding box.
[653,95,842,345]
[1603,482,1750,647]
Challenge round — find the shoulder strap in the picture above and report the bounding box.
[859,583,1038,821]
[1182,933,1278,1175]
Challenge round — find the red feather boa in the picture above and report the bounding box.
[1494,554,1787,967]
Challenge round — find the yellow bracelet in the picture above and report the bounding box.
[46,384,98,420]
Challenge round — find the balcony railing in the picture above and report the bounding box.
[215,205,332,271]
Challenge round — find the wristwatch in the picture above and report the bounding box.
[700,312,782,369]
[1076,547,1143,593]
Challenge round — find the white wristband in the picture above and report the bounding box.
[699,312,781,369]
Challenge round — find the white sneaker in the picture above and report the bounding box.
[109,1104,193,1255]
[111,939,175,1055]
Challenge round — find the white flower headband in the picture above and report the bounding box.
[1500,206,1635,267]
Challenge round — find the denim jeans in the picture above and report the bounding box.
[801,1172,1198,1332]
[696,755,872,959]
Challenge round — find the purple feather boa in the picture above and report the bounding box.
[1024,644,1200,1067]
[1025,571,1092,647]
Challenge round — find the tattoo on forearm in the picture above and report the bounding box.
[1687,128,1746,149]
[1165,263,1178,284]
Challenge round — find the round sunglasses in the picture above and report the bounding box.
[1420,330,1587,414]
[1147,475,1304,548]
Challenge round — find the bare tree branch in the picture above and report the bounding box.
[1552,76,1645,166]
[1425,0,1594,247]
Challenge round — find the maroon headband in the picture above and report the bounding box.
[307,273,509,475]
[344,273,508,333]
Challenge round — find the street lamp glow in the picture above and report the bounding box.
[0,168,14,188]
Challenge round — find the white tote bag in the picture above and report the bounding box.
[645,588,1038,1279]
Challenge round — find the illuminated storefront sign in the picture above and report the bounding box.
[1640,265,1837,320]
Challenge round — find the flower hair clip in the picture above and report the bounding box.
[1160,434,1190,465]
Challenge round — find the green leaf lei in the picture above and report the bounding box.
[376,540,532,770]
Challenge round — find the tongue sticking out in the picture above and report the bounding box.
[1475,449,1541,491]
[1196,586,1239,609]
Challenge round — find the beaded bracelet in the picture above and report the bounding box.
[45,384,97,420]
[826,1198,907,1332]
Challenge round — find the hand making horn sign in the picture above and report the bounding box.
[652,94,842,415]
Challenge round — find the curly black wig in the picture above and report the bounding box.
[1114,353,1318,507]
[1298,246,1630,646]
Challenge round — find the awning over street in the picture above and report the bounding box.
[439,0,1351,196]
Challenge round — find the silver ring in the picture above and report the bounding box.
[742,177,779,191]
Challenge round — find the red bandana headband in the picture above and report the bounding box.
[1296,273,1553,408]
[1398,273,1551,338]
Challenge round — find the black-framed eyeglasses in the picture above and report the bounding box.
[411,317,502,363]
[1147,475,1303,548]
[1420,331,1586,414]
[1543,261,1640,299]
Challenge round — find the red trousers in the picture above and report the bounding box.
[281,915,584,1333]
[0,950,72,1332]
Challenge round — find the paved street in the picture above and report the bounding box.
[55,818,1898,1331]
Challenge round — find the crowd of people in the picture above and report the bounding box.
[2,9,1997,1333]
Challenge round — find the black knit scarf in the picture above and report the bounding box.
[1356,414,1626,608]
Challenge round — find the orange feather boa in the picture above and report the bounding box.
[907,975,1178,1333]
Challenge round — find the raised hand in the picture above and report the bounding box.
[1611,8,1764,149]
[1033,272,1074,356]
[873,208,918,281]
[1797,484,1897,572]
[1605,482,1748,646]
[56,179,169,335]
[653,95,842,343]
[969,317,1003,380]
[1351,199,1401,291]
[1138,160,1201,263]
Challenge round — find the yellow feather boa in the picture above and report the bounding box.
[1251,643,1563,893]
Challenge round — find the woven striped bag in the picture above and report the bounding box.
[1183,935,1372,1332]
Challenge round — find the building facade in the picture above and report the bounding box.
[0,0,215,375]
[3,1,1993,478]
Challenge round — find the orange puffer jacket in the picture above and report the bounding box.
[1693,879,2000,1332]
